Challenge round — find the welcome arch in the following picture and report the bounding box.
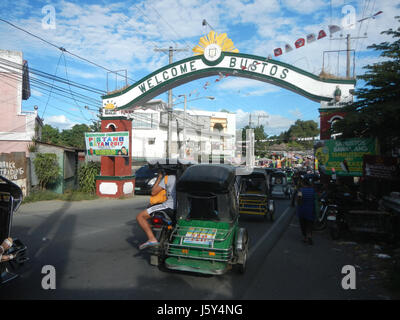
[101,52,356,113]
[96,50,356,198]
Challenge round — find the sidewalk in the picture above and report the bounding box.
[242,215,398,300]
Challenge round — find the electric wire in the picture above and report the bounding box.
[0,57,106,95]
[0,17,136,83]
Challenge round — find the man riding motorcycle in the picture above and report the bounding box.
[136,169,177,250]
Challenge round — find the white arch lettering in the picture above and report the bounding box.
[102,53,355,113]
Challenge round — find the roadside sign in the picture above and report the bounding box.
[84,132,129,157]
[314,138,378,176]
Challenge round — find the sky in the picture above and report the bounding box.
[0,0,399,136]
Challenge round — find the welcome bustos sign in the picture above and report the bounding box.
[101,29,355,116]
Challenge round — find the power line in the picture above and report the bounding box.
[0,77,91,133]
[0,63,102,108]
[0,17,135,82]
[147,1,193,50]
[62,54,91,122]
[0,61,103,107]
[0,72,99,122]
[42,52,63,118]
[0,57,106,95]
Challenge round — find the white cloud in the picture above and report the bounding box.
[288,107,303,118]
[45,115,76,130]
[235,108,295,135]
[31,89,43,97]
[282,0,327,14]
[217,77,281,96]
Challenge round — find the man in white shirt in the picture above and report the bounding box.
[136,172,176,250]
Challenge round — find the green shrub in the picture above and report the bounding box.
[78,161,100,193]
[33,153,60,190]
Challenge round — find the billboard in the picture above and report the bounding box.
[314,138,378,177]
[363,155,400,180]
[85,132,129,157]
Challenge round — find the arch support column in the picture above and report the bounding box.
[95,116,135,198]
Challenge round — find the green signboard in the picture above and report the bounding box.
[85,132,129,157]
[314,138,378,177]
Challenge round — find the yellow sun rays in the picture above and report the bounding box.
[193,31,239,55]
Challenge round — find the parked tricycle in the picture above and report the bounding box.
[0,176,29,284]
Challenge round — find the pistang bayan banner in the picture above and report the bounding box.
[314,138,378,177]
[85,132,129,157]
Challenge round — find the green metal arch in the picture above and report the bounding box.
[102,52,355,111]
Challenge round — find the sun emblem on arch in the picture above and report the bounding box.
[193,31,239,61]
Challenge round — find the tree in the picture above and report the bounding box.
[89,119,101,132]
[287,119,319,139]
[332,16,400,153]
[60,124,90,149]
[40,124,60,145]
[242,125,268,157]
[275,119,319,149]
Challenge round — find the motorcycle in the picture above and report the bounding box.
[313,193,329,231]
[149,208,176,266]
[145,159,192,266]
[325,192,353,240]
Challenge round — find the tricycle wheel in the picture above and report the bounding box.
[151,228,169,267]
[235,228,249,274]
[237,250,247,274]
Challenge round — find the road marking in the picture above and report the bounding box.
[205,205,294,300]
[249,206,291,258]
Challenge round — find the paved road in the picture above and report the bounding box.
[0,196,390,299]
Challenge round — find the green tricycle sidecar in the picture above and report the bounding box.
[163,164,249,275]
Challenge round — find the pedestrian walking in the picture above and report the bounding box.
[295,178,316,245]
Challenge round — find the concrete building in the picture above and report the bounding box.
[0,49,42,155]
[126,99,236,162]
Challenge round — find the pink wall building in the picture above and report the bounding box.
[0,49,42,156]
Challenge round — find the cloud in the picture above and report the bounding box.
[235,109,295,136]
[31,89,43,97]
[217,77,281,96]
[45,115,76,130]
[281,0,327,14]
[288,107,303,118]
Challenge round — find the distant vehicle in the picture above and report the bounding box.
[134,165,159,195]
[238,168,275,221]
[270,170,291,199]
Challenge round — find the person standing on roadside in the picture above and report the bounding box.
[296,178,316,245]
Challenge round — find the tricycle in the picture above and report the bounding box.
[0,176,29,284]
[154,164,249,275]
[237,168,275,221]
[270,170,292,199]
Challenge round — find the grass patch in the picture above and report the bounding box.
[23,189,98,203]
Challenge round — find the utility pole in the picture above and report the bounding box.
[257,115,269,127]
[329,33,367,78]
[154,46,189,158]
[249,114,254,128]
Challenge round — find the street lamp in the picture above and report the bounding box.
[177,95,215,158]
